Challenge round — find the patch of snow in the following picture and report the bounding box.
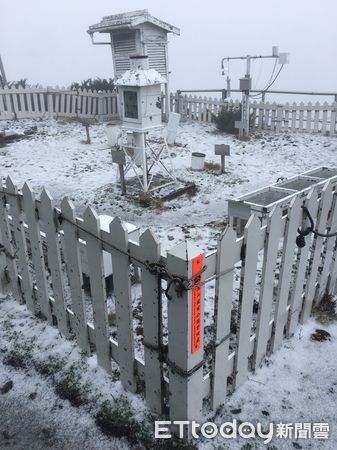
[115,68,167,86]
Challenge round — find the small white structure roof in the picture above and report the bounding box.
[115,68,167,87]
[88,9,180,36]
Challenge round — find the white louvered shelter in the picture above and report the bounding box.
[87,9,180,118]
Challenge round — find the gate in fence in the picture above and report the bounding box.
[0,176,336,427]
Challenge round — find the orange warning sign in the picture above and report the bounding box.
[191,255,204,354]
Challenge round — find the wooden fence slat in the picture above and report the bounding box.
[272,195,303,351]
[140,229,163,414]
[314,103,320,133]
[0,93,5,115]
[301,181,334,321]
[317,192,337,298]
[322,103,328,134]
[39,189,69,337]
[66,93,71,115]
[286,189,319,336]
[55,92,60,114]
[60,93,65,115]
[211,226,237,410]
[0,227,6,292]
[22,183,52,323]
[276,105,283,133]
[18,86,25,116]
[39,93,46,114]
[284,103,290,131]
[12,92,19,116]
[83,207,111,373]
[5,177,35,311]
[5,91,13,117]
[258,104,264,130]
[61,198,90,353]
[291,103,297,131]
[234,215,261,389]
[32,92,38,113]
[0,187,20,299]
[108,217,136,392]
[253,206,282,369]
[306,103,312,132]
[26,92,33,115]
[299,102,304,132]
[328,219,337,294]
[330,102,337,135]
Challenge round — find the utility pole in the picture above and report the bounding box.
[221,46,289,138]
[0,54,7,88]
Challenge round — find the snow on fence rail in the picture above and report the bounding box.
[0,86,118,121]
[171,92,337,135]
[0,177,337,426]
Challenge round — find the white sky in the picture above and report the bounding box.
[1,0,337,102]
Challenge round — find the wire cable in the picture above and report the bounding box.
[249,64,284,99]
[296,205,337,248]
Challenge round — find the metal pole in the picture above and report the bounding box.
[244,56,251,137]
[221,155,225,173]
[118,164,126,194]
[240,56,251,138]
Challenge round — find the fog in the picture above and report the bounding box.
[1,0,336,103]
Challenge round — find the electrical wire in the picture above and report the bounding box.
[249,64,284,99]
[296,205,337,248]
[252,58,264,90]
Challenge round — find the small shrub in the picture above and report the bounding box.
[34,355,66,377]
[95,396,140,443]
[312,292,337,324]
[3,350,28,369]
[70,78,115,92]
[6,79,29,89]
[55,366,89,407]
[204,161,222,175]
[3,339,34,369]
[212,103,242,135]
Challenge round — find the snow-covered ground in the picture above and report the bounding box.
[1,118,336,254]
[1,294,336,449]
[1,119,337,449]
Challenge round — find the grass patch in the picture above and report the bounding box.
[204,161,222,175]
[95,396,141,443]
[34,355,66,377]
[3,350,28,369]
[96,399,197,449]
[237,135,251,142]
[55,365,90,407]
[312,292,337,324]
[138,192,165,209]
[2,339,34,369]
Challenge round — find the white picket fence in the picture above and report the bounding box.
[0,86,118,121]
[0,176,336,425]
[172,93,337,135]
[2,87,336,135]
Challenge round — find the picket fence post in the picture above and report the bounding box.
[0,187,20,299]
[166,241,205,430]
[47,88,54,117]
[97,91,104,122]
[5,176,35,310]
